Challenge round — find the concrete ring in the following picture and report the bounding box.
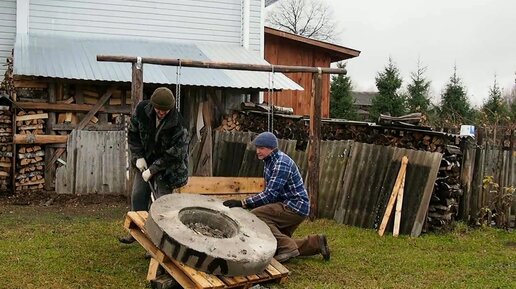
[145,194,277,276]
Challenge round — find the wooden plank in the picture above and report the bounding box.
[269,259,289,276]
[15,113,48,122]
[178,177,264,194]
[264,264,281,278]
[147,258,160,281]
[126,224,197,289]
[393,172,406,237]
[14,102,131,114]
[128,212,224,289]
[14,134,68,144]
[52,123,124,131]
[13,80,48,89]
[378,156,409,236]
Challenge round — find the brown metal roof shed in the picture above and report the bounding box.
[264,26,361,117]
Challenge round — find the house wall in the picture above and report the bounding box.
[27,0,261,51]
[264,33,331,117]
[0,0,16,82]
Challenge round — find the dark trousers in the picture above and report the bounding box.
[131,171,173,211]
[251,203,323,256]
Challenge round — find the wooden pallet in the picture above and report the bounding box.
[124,211,289,289]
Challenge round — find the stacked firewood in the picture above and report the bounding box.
[216,112,242,132]
[16,110,46,135]
[237,111,449,152]
[427,145,462,231]
[15,110,46,191]
[0,107,13,192]
[15,145,45,191]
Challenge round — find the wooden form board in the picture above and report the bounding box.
[124,211,289,289]
[178,176,264,195]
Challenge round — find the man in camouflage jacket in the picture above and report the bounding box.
[120,87,188,244]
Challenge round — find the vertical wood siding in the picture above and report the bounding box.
[0,0,16,81]
[264,34,331,117]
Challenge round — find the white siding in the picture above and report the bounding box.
[249,0,262,53]
[29,0,245,45]
[0,0,16,82]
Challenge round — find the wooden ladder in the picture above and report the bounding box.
[124,211,289,289]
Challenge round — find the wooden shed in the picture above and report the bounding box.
[264,27,361,117]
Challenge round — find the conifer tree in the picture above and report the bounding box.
[330,62,358,119]
[370,57,406,119]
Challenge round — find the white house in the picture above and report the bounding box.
[0,0,298,91]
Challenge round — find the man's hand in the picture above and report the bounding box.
[136,158,148,172]
[142,169,152,182]
[223,199,243,208]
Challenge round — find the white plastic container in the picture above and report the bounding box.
[460,125,475,137]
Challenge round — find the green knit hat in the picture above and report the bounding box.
[150,87,175,110]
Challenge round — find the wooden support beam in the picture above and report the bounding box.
[52,123,124,131]
[76,88,114,130]
[98,55,348,74]
[14,102,131,114]
[14,134,68,144]
[131,59,143,113]
[308,72,322,220]
[45,83,57,190]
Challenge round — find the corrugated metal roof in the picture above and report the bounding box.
[13,32,303,90]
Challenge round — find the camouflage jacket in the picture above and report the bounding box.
[128,100,188,190]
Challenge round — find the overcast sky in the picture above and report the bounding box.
[318,0,516,107]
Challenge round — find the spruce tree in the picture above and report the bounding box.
[330,62,357,119]
[440,66,473,125]
[482,77,510,124]
[370,57,406,119]
[407,60,431,113]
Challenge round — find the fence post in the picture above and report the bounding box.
[459,138,476,221]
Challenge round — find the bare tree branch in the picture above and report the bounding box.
[266,0,339,41]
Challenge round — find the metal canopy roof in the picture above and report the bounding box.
[14,33,303,91]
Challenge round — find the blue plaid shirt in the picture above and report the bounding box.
[245,149,310,217]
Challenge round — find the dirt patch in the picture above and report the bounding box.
[0,190,129,208]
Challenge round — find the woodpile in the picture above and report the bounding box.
[216,112,242,132]
[0,107,13,192]
[15,110,47,192]
[427,145,462,231]
[237,111,449,152]
[15,145,45,191]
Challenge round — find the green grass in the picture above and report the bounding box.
[0,204,514,289]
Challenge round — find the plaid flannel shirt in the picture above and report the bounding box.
[245,150,310,217]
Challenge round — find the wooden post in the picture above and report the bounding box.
[308,71,322,220]
[44,83,57,190]
[459,138,476,221]
[131,58,143,113]
[128,58,143,196]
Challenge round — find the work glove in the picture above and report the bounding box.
[223,199,243,208]
[142,169,152,182]
[136,158,148,172]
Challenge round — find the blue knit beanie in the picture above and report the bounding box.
[253,132,278,148]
